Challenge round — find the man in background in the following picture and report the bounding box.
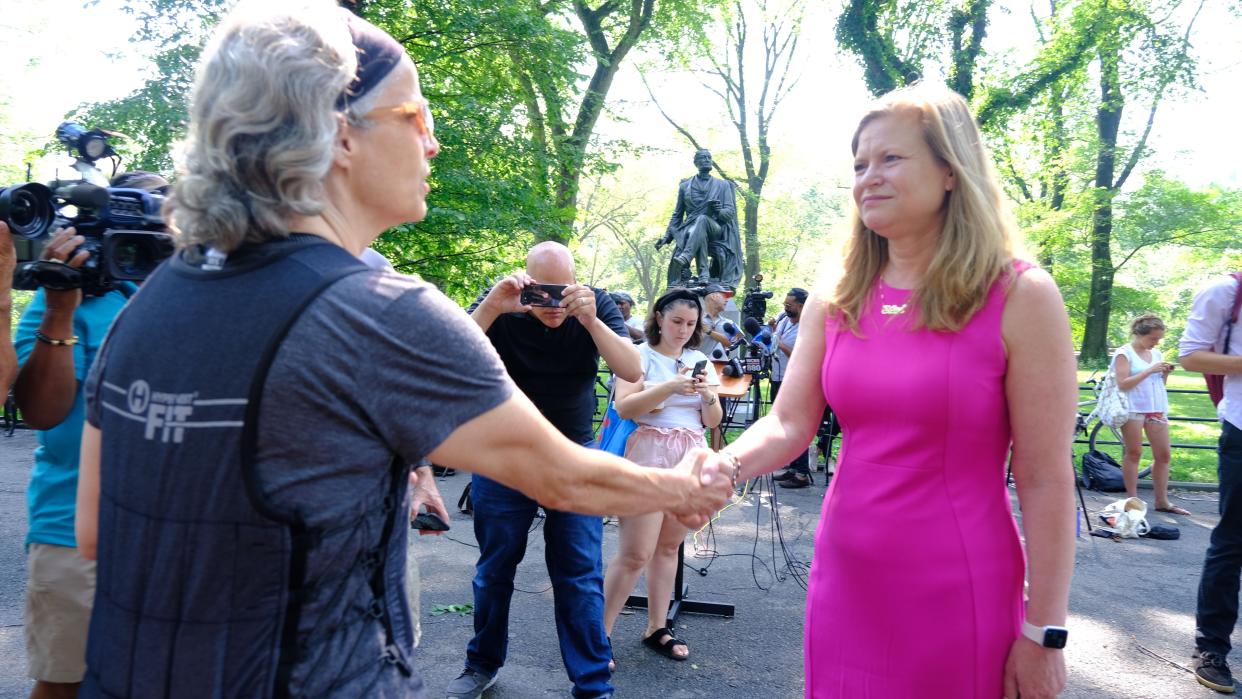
[609,290,645,343]
[450,242,640,699]
[1182,273,1242,694]
[770,287,812,488]
[697,283,736,360]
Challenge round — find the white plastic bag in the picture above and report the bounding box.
[1097,497,1150,539]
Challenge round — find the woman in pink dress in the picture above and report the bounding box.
[712,85,1077,698]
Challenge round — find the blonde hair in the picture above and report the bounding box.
[1130,313,1165,337]
[830,83,1020,332]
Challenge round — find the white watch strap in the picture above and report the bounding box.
[1021,620,1045,645]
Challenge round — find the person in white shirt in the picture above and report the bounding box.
[1113,313,1183,514]
[601,288,723,665]
[1181,276,1242,692]
[610,290,646,343]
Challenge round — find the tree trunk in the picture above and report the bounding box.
[1081,199,1116,361]
[1079,36,1123,361]
[948,0,992,100]
[1036,82,1069,271]
[533,0,654,243]
[742,190,760,282]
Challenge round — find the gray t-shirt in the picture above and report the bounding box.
[699,313,724,359]
[772,315,800,382]
[245,271,510,524]
[85,267,513,526]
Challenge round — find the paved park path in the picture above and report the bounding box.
[1,429,1236,698]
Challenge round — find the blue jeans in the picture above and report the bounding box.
[465,474,612,698]
[1197,420,1242,655]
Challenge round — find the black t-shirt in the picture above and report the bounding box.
[471,287,627,443]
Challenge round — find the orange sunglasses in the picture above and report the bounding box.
[362,98,437,151]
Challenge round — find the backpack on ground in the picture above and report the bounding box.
[1080,449,1126,492]
[1205,271,1242,406]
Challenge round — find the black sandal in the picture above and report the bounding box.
[642,627,689,661]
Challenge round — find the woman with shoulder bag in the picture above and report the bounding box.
[1114,313,1186,514]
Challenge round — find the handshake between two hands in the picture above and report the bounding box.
[667,448,739,529]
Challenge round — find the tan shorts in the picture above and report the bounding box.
[25,543,96,683]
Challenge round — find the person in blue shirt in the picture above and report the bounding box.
[13,172,164,699]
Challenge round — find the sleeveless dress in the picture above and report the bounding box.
[807,266,1029,697]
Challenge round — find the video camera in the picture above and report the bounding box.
[0,122,174,296]
[741,273,773,326]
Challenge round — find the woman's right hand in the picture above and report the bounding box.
[664,368,698,396]
[668,448,734,529]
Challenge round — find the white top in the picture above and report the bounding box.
[626,315,645,334]
[1114,344,1168,413]
[636,343,719,429]
[1181,275,1242,427]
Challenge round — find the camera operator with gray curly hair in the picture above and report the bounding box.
[71,2,734,698]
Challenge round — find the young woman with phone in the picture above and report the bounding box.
[1114,313,1186,514]
[601,287,723,665]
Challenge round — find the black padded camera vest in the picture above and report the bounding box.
[80,237,420,698]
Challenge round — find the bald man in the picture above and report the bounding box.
[452,242,639,699]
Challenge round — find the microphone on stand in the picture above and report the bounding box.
[742,317,773,349]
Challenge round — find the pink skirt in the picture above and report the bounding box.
[624,425,707,470]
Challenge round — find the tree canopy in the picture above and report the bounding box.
[9,0,1239,350]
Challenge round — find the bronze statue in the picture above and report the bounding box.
[656,148,744,288]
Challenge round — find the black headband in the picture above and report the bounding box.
[656,288,702,313]
[334,14,405,111]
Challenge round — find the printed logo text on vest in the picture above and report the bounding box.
[102,380,247,443]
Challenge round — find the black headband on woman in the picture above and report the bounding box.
[334,14,406,111]
[655,287,702,314]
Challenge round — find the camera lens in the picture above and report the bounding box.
[82,134,108,160]
[0,183,55,239]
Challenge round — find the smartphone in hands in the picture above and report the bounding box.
[519,283,568,307]
[691,360,708,379]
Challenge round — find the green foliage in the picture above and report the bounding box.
[62,1,719,302]
[835,0,947,96]
[71,43,202,174]
[1111,172,1242,260]
[70,0,229,174]
[429,602,473,616]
